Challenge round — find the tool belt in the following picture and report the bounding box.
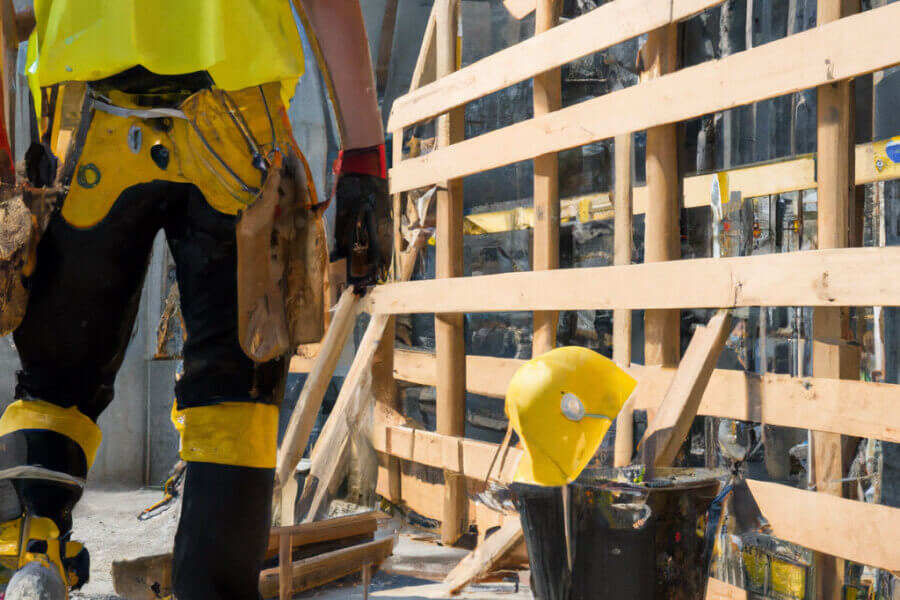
[0,75,326,360]
[0,194,34,336]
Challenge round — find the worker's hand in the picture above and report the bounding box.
[331,144,391,294]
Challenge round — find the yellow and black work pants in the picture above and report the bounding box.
[0,68,294,600]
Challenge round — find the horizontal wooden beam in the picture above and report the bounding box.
[388,0,722,131]
[373,423,521,483]
[450,139,899,237]
[266,513,378,558]
[747,480,900,572]
[706,578,749,599]
[393,349,521,398]
[390,4,900,193]
[632,365,900,444]
[258,537,394,598]
[393,350,900,443]
[366,247,900,314]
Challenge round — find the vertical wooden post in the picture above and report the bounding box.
[532,0,561,355]
[278,533,292,600]
[373,316,400,503]
[613,133,633,367]
[373,133,406,506]
[613,133,634,467]
[811,0,858,597]
[435,0,467,545]
[643,25,681,368]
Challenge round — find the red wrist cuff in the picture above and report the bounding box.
[333,144,386,179]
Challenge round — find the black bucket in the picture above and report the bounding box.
[513,467,722,600]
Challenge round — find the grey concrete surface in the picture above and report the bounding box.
[66,488,530,600]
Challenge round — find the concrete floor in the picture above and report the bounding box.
[65,488,531,600]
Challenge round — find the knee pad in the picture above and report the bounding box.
[171,401,278,469]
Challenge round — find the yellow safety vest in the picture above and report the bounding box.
[27,0,305,106]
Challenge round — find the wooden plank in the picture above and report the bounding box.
[811,1,858,595]
[747,479,900,573]
[531,0,561,355]
[639,310,731,468]
[642,24,680,368]
[706,577,749,599]
[297,314,390,522]
[395,143,889,236]
[443,519,524,594]
[393,351,900,443]
[392,469,486,525]
[365,246,900,314]
[613,395,636,468]
[387,0,725,131]
[681,155,816,209]
[433,0,467,547]
[613,132,634,468]
[393,349,520,397]
[258,537,394,598]
[276,289,360,489]
[631,365,900,444]
[374,425,522,483]
[612,133,634,367]
[408,5,438,93]
[267,513,379,558]
[389,3,900,193]
[278,533,292,600]
[503,0,536,19]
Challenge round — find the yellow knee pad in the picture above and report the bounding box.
[171,402,278,469]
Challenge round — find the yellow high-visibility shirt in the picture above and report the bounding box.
[27,0,304,103]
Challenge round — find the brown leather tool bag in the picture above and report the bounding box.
[0,186,58,336]
[236,151,326,363]
[0,194,33,335]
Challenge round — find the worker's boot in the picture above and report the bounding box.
[0,398,97,600]
[0,512,90,600]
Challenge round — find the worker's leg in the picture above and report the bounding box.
[0,182,166,552]
[165,185,286,600]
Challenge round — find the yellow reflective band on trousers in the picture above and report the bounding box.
[0,400,102,469]
[171,402,278,469]
[27,0,304,108]
[59,83,306,228]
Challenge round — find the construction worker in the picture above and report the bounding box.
[0,2,388,599]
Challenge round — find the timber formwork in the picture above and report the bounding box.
[295,0,900,597]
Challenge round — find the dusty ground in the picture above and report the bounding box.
[65,487,531,600]
[69,487,180,600]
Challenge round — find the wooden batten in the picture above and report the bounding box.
[433,0,468,546]
[392,349,900,444]
[390,4,900,193]
[531,0,562,355]
[259,537,394,598]
[639,310,730,469]
[748,480,900,574]
[388,0,724,131]
[366,247,900,314]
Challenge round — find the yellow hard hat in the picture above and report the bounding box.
[506,347,636,487]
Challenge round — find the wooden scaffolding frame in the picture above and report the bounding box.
[287,0,900,597]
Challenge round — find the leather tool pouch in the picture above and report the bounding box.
[0,145,61,336]
[236,151,326,363]
[0,194,34,335]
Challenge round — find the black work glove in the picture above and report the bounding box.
[331,145,392,293]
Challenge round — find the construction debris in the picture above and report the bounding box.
[260,536,395,599]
